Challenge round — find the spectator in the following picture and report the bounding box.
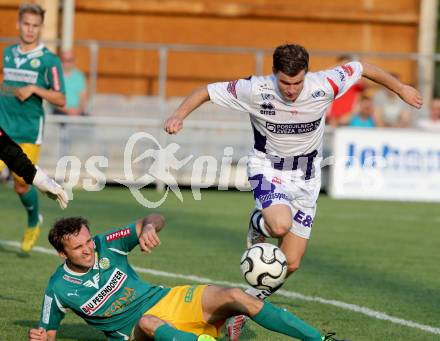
[53,50,88,116]
[373,73,411,128]
[417,97,440,132]
[326,54,365,127]
[347,95,376,128]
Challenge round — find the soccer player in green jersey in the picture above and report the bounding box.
[0,3,66,252]
[28,215,346,341]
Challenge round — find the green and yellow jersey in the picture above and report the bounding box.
[38,223,170,340]
[0,43,65,144]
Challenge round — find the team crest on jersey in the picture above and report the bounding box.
[99,257,110,270]
[80,269,127,315]
[30,58,40,68]
[261,93,275,101]
[311,89,326,98]
[105,228,131,242]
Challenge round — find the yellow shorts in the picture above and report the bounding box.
[144,285,221,338]
[0,143,40,185]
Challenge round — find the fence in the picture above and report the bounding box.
[1,37,436,107]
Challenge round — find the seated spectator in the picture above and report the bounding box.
[326,54,366,127]
[417,97,440,132]
[347,95,376,128]
[53,50,88,116]
[373,73,411,127]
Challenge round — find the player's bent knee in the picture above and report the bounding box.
[267,220,291,238]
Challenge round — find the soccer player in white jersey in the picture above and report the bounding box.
[164,44,422,340]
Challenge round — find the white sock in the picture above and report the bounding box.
[245,286,274,300]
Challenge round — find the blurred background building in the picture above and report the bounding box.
[1,0,434,97]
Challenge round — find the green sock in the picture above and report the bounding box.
[252,301,322,341]
[154,324,198,341]
[19,186,39,227]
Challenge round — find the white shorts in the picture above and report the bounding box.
[247,149,322,239]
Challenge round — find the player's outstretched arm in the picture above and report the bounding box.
[28,328,56,341]
[136,214,165,253]
[361,62,423,109]
[164,86,210,134]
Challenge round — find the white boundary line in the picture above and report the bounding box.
[1,240,439,336]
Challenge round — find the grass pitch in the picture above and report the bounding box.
[0,185,438,340]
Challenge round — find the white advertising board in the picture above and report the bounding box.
[329,128,440,201]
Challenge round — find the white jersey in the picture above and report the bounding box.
[207,62,363,158]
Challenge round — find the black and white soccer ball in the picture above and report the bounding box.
[240,243,288,290]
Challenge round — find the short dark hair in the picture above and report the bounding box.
[18,3,45,22]
[273,44,309,76]
[49,217,90,252]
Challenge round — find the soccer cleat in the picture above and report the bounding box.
[322,332,349,341]
[246,209,266,248]
[226,315,248,341]
[21,214,42,252]
[197,334,217,341]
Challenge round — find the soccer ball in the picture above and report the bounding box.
[240,243,288,290]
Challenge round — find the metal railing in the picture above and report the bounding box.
[1,37,437,112]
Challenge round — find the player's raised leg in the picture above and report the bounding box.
[250,199,315,279]
[231,201,311,339]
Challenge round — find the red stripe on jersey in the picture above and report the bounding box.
[326,77,339,98]
[51,67,60,91]
[105,228,131,242]
[341,64,354,77]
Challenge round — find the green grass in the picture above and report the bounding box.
[0,185,439,340]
